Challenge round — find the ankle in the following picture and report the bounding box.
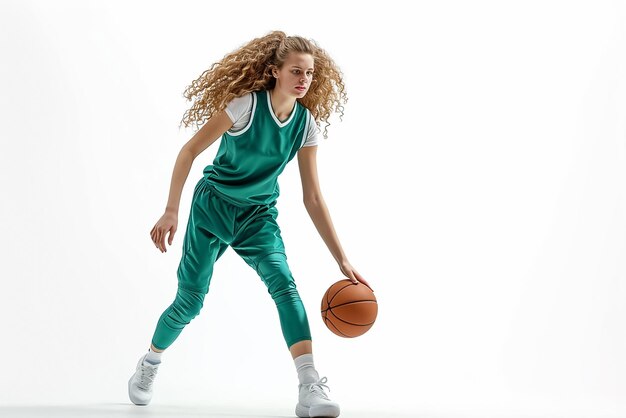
[294,353,319,384]
[144,347,163,365]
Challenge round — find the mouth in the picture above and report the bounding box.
[295,86,306,91]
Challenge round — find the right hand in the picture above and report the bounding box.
[150,211,178,253]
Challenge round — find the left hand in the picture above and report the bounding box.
[339,260,374,292]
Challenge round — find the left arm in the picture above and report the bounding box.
[297,145,373,291]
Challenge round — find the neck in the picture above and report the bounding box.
[269,89,296,121]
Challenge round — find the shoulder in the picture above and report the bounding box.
[225,92,254,123]
[228,92,254,108]
[301,109,321,148]
[303,108,318,133]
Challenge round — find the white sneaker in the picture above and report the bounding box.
[128,353,160,405]
[295,376,341,417]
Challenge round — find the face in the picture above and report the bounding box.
[272,52,315,98]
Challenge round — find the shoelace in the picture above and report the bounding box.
[137,364,158,391]
[306,376,331,400]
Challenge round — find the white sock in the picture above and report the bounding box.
[294,353,319,385]
[143,348,163,365]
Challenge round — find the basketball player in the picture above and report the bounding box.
[128,31,373,418]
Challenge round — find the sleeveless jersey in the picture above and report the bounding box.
[203,90,310,206]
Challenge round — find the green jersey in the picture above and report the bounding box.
[203,90,311,206]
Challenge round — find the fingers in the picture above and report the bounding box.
[150,229,158,250]
[341,264,367,287]
[350,275,374,293]
[150,225,170,253]
[353,271,374,292]
[340,266,356,283]
[350,274,358,285]
[344,270,358,285]
[159,229,166,252]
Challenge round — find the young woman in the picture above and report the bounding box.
[128,30,372,418]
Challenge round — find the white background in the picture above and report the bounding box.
[0,0,624,417]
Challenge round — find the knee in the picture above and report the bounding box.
[170,286,205,323]
[256,253,298,298]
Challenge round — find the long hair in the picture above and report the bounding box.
[179,30,347,139]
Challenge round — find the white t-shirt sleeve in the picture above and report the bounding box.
[225,93,253,132]
[302,112,320,147]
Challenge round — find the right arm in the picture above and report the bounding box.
[151,110,233,253]
[164,110,233,214]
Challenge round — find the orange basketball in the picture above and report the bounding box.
[321,279,377,338]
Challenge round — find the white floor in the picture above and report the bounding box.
[0,404,417,418]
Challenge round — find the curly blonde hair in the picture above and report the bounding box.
[178,30,347,139]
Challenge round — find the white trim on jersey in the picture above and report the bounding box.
[225,91,320,147]
[300,109,310,150]
[266,90,297,128]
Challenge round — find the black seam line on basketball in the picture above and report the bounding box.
[328,308,375,327]
[321,300,377,314]
[327,283,355,308]
[326,281,352,307]
[325,317,350,338]
[321,300,376,313]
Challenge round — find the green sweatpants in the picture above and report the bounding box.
[150,176,312,350]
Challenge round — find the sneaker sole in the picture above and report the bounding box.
[128,376,151,406]
[296,402,340,417]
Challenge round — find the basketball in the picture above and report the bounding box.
[321,279,378,338]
